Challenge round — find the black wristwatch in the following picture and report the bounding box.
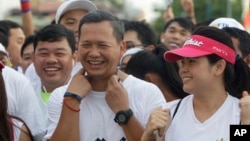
[114,109,133,125]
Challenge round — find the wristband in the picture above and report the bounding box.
[64,92,83,103]
[63,99,80,112]
[21,0,30,13]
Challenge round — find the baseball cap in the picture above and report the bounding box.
[209,17,245,30]
[0,43,8,56]
[164,35,236,65]
[55,0,97,24]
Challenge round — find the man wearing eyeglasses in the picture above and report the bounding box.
[123,20,157,51]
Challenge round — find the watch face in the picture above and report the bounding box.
[118,114,126,122]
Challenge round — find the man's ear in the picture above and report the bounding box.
[146,45,155,51]
[119,41,126,58]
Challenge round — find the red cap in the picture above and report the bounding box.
[164,35,236,65]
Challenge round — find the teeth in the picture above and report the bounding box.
[89,61,102,65]
[182,77,191,82]
[44,68,58,71]
[169,43,179,48]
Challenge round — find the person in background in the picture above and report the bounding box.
[181,0,196,24]
[20,35,34,73]
[125,47,188,102]
[32,24,76,125]
[0,20,25,72]
[160,17,194,50]
[0,62,34,141]
[123,20,157,51]
[119,47,143,71]
[44,10,166,141]
[163,0,196,24]
[20,0,35,36]
[141,26,250,141]
[222,27,250,67]
[25,0,98,81]
[2,60,45,140]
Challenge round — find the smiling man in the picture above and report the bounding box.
[32,24,75,125]
[160,17,194,50]
[42,10,166,141]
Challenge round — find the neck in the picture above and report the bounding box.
[89,70,128,92]
[192,87,228,122]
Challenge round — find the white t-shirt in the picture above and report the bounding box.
[3,66,46,140]
[164,94,240,141]
[43,75,166,141]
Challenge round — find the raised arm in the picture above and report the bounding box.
[50,68,92,141]
[20,0,34,36]
[181,0,196,24]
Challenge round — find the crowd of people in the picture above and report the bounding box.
[0,0,250,141]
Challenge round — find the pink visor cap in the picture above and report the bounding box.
[164,35,236,65]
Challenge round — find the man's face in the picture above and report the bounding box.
[59,9,88,47]
[78,21,125,79]
[161,22,191,50]
[21,43,34,73]
[7,28,25,67]
[33,38,74,87]
[124,31,143,50]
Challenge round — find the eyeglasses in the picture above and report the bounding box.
[125,41,146,50]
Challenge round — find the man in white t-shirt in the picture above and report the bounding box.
[44,10,166,141]
[3,66,45,141]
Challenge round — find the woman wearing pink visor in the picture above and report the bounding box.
[141,26,250,141]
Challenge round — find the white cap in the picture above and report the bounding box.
[209,17,245,30]
[120,48,143,65]
[0,43,8,56]
[55,0,97,24]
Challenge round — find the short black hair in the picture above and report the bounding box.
[222,27,250,58]
[0,20,23,36]
[21,35,35,57]
[123,20,157,47]
[0,27,9,48]
[34,24,76,54]
[163,17,194,33]
[78,10,125,43]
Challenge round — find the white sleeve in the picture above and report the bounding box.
[3,66,46,141]
[16,76,46,141]
[42,86,66,141]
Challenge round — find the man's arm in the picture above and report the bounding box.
[50,98,81,141]
[20,0,34,36]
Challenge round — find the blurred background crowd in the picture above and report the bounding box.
[1,0,250,36]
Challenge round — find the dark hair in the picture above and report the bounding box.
[34,24,76,54]
[21,35,35,57]
[0,20,23,38]
[125,47,188,99]
[163,17,194,32]
[0,27,9,48]
[222,27,250,58]
[123,20,157,47]
[193,26,250,98]
[195,18,216,28]
[78,10,125,43]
